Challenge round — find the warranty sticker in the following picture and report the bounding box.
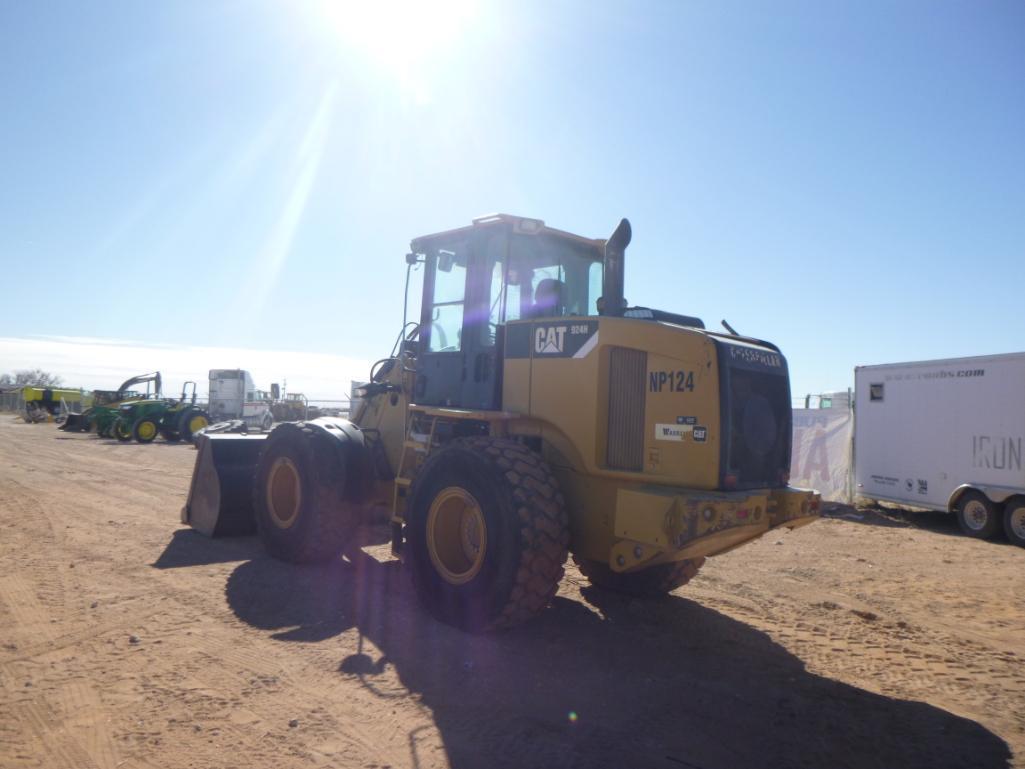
[654,423,691,441]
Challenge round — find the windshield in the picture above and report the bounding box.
[489,233,603,323]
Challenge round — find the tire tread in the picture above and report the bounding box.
[407,436,569,631]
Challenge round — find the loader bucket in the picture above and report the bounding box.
[181,432,268,537]
[59,412,87,431]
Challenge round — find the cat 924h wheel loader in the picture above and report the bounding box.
[182,214,821,632]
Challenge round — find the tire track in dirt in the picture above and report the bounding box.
[0,574,59,646]
[53,679,121,769]
[11,698,101,769]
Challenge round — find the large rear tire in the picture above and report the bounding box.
[406,437,569,632]
[573,555,705,597]
[955,490,1001,539]
[1003,497,1025,548]
[252,422,361,563]
[132,417,159,443]
[178,408,210,443]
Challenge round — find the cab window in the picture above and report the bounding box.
[427,241,469,352]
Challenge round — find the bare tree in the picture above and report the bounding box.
[0,369,64,388]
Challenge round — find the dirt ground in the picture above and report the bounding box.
[0,417,1022,769]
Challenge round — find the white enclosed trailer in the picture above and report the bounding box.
[854,352,1025,546]
[208,369,275,430]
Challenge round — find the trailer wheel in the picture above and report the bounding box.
[954,490,1001,539]
[572,555,705,597]
[406,437,569,632]
[1003,498,1025,548]
[261,412,273,431]
[178,408,210,443]
[132,418,159,443]
[253,422,360,563]
[113,418,132,442]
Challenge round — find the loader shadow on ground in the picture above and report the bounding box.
[152,529,257,570]
[217,543,1011,769]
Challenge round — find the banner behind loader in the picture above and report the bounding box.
[791,408,853,503]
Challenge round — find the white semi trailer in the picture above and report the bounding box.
[207,369,275,430]
[854,352,1025,546]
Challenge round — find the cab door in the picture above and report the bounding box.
[416,231,503,410]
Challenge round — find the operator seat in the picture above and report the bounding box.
[532,278,564,318]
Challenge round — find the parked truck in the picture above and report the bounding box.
[854,352,1025,547]
[207,370,275,430]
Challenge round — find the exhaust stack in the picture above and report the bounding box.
[601,218,631,316]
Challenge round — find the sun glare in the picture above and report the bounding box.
[315,0,479,101]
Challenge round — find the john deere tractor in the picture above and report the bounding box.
[60,372,162,436]
[112,381,210,443]
[183,215,820,632]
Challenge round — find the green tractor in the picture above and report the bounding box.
[111,381,210,444]
[60,372,162,436]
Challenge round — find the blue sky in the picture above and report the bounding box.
[1,1,1023,399]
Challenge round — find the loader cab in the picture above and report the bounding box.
[413,215,605,410]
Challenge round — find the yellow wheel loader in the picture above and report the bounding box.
[183,214,820,632]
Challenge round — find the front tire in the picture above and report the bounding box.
[406,437,569,632]
[252,422,361,563]
[955,490,1001,539]
[573,555,705,597]
[1003,497,1025,548]
[113,418,132,442]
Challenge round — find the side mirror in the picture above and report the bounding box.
[405,252,418,265]
[271,383,280,399]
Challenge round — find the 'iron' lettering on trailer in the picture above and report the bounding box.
[972,435,1023,471]
[649,370,695,393]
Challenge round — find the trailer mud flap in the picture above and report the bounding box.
[182,433,268,536]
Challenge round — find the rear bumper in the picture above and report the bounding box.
[609,485,820,573]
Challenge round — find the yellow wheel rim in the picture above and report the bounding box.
[426,487,487,585]
[267,457,301,529]
[188,414,208,433]
[137,421,157,440]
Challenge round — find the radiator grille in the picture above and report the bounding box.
[713,338,792,490]
[722,368,791,489]
[606,347,647,471]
